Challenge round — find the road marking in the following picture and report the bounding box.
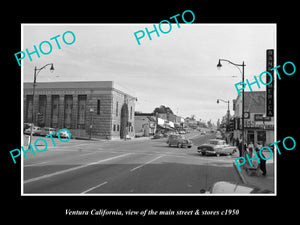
[24,153,131,184]
[24,161,51,167]
[81,181,108,194]
[130,155,164,172]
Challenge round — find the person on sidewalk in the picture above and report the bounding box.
[248,141,254,158]
[255,143,267,176]
[238,138,243,157]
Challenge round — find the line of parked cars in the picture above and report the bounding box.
[23,123,70,138]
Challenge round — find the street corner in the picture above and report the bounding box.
[232,159,275,193]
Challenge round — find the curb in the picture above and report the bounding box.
[74,137,102,141]
[232,162,247,184]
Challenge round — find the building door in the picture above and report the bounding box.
[257,130,266,146]
[247,130,255,144]
[120,103,128,139]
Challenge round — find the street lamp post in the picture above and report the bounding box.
[217,59,246,156]
[30,63,54,146]
[217,98,230,130]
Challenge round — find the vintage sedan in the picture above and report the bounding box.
[197,139,237,156]
[200,181,273,194]
[167,134,192,148]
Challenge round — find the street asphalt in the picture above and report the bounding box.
[23,131,242,194]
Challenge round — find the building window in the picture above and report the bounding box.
[26,95,33,123]
[97,100,101,115]
[117,124,120,131]
[113,124,116,131]
[51,95,59,128]
[77,95,87,129]
[116,101,119,116]
[64,95,73,129]
[130,106,133,120]
[38,95,47,127]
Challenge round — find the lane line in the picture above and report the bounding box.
[24,153,131,184]
[24,151,103,167]
[81,181,108,194]
[130,155,164,172]
[24,161,52,167]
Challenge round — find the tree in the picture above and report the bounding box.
[153,105,174,114]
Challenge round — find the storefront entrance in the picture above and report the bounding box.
[247,130,255,144]
[257,130,266,145]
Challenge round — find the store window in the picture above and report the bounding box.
[257,131,266,145]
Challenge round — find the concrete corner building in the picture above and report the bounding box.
[23,81,136,140]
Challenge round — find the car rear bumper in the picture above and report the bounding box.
[198,150,216,155]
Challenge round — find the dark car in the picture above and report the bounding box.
[167,134,192,148]
[153,133,164,139]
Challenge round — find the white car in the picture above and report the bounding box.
[41,127,57,136]
[58,130,70,139]
[24,126,42,136]
[197,139,237,156]
[201,181,272,194]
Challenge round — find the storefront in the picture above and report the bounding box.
[244,116,274,146]
[233,91,275,146]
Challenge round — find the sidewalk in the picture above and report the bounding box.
[233,158,275,193]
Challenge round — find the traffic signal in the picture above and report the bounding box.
[228,118,235,131]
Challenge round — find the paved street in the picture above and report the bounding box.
[23,132,242,194]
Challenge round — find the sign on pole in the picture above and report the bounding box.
[266,49,274,117]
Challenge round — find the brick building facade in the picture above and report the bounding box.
[23,81,136,139]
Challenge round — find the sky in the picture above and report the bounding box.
[22,24,276,124]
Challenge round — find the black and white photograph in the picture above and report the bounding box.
[4,4,298,224]
[21,24,276,195]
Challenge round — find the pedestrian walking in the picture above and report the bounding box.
[248,141,254,158]
[238,138,243,157]
[255,142,267,176]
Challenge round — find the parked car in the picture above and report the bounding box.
[197,139,237,156]
[200,181,272,194]
[24,126,42,136]
[167,134,192,148]
[24,123,33,132]
[153,133,164,139]
[58,130,70,139]
[41,127,57,136]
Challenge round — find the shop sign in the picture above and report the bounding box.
[254,114,271,121]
